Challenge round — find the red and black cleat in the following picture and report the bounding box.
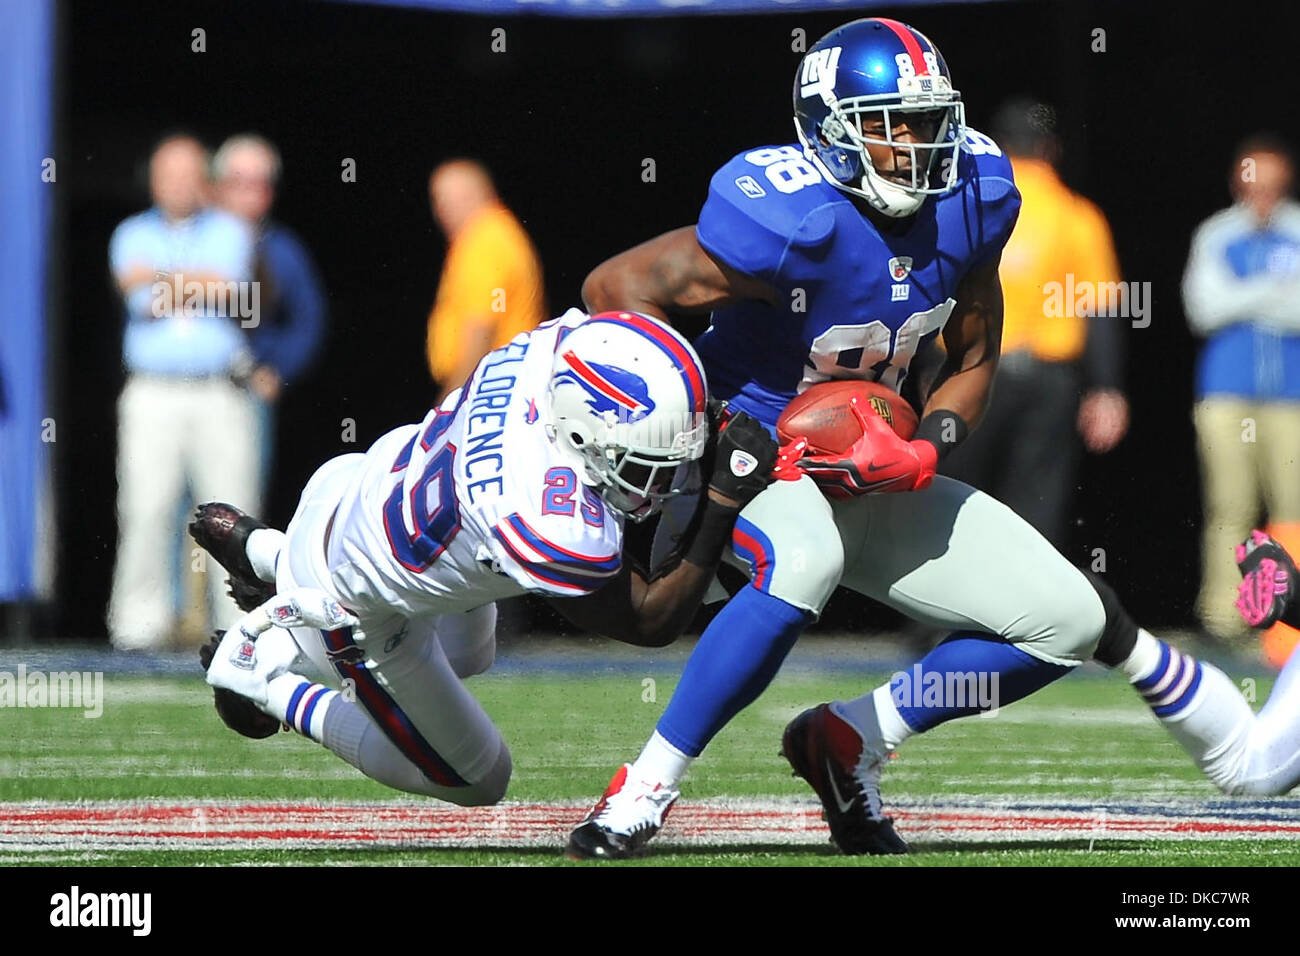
[781,703,909,855]
[189,502,276,612]
[565,764,679,860]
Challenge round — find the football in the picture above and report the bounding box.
[776,380,919,455]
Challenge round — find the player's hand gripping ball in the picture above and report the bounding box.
[777,381,931,499]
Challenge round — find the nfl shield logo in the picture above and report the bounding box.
[888,257,913,281]
[272,599,300,624]
[232,639,257,670]
[729,449,758,477]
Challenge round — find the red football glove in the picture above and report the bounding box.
[771,436,809,483]
[797,397,938,498]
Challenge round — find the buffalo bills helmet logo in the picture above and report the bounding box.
[555,350,656,423]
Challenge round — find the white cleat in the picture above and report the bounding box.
[566,764,679,859]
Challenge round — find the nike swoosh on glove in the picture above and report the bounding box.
[797,397,938,498]
[1235,530,1300,630]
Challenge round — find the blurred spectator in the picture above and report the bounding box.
[426,160,544,403]
[1183,134,1300,649]
[941,99,1129,552]
[106,133,259,650]
[214,133,328,491]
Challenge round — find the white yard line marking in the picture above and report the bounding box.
[3,797,1299,852]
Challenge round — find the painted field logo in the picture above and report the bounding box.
[0,665,103,718]
[890,664,1000,716]
[49,886,151,936]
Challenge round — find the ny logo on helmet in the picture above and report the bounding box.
[800,46,841,100]
[555,351,657,424]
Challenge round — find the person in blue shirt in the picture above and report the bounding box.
[1183,134,1300,648]
[214,134,328,494]
[107,133,260,651]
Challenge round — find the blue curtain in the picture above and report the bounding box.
[0,0,54,602]
[330,0,1003,16]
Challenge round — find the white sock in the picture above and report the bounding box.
[630,731,692,788]
[834,684,915,753]
[320,695,370,766]
[1119,630,1256,794]
[1117,627,1163,682]
[265,673,338,742]
[319,698,454,796]
[246,528,286,584]
[1231,639,1300,795]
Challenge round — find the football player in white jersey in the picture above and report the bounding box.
[190,308,788,806]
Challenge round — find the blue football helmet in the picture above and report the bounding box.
[793,17,966,218]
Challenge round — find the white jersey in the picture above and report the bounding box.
[323,309,625,618]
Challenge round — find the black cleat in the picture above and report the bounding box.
[189,502,276,612]
[782,703,909,855]
[566,821,639,861]
[199,631,283,740]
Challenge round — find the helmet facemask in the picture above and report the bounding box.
[544,311,711,524]
[578,415,706,522]
[552,409,707,524]
[797,81,965,218]
[594,451,695,522]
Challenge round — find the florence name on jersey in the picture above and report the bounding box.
[694,132,1021,427]
[322,308,625,620]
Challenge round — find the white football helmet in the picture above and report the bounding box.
[545,311,710,522]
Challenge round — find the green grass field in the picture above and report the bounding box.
[3,657,1298,866]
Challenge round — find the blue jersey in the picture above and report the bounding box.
[694,136,1020,426]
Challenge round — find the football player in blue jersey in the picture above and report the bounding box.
[567,17,1300,858]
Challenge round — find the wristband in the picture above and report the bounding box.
[684,498,742,569]
[915,409,969,461]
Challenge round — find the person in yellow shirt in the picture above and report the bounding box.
[940,99,1130,552]
[426,160,545,402]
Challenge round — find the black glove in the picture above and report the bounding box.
[706,408,779,507]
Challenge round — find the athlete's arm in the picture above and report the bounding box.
[581,226,781,320]
[920,252,1004,438]
[544,410,787,647]
[796,253,1005,495]
[544,487,739,648]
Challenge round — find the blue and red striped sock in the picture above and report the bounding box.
[266,674,339,742]
[1127,636,1204,718]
